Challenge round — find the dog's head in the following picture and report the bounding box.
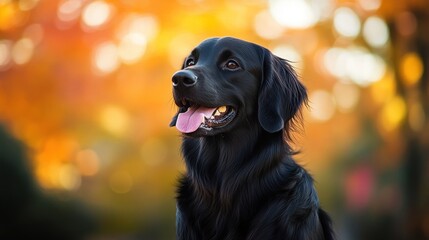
[170,37,307,137]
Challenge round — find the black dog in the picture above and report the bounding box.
[170,37,334,240]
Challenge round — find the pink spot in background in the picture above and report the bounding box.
[344,165,375,210]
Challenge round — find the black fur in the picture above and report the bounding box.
[170,37,335,240]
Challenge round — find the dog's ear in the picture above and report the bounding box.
[258,50,307,133]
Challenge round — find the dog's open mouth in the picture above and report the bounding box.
[176,102,236,133]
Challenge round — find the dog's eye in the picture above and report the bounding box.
[224,60,240,70]
[185,58,195,67]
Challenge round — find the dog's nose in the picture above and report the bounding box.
[172,70,198,88]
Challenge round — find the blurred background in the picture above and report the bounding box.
[0,0,428,239]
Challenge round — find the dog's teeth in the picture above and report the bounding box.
[214,110,222,116]
[218,106,227,113]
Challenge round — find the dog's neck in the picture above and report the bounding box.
[181,125,292,202]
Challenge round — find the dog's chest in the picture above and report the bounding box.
[176,180,256,238]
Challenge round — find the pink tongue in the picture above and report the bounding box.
[176,106,217,133]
